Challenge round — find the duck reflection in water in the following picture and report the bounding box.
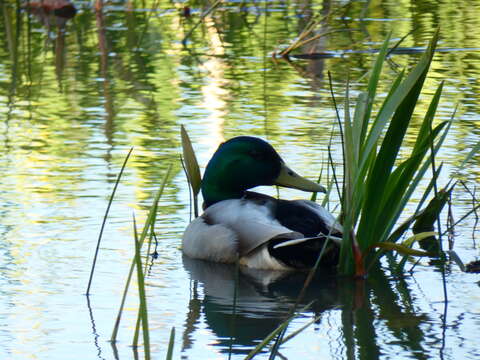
[182,256,350,354]
[181,257,432,358]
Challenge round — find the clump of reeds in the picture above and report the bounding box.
[334,30,457,276]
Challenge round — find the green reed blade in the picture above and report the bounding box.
[181,125,202,217]
[377,122,447,241]
[402,232,438,247]
[271,232,339,354]
[359,32,391,139]
[166,327,175,360]
[277,315,321,345]
[228,260,240,360]
[382,115,446,210]
[244,318,291,360]
[133,213,142,348]
[86,147,133,296]
[132,214,150,359]
[111,163,172,343]
[368,241,433,257]
[134,193,161,344]
[341,49,403,244]
[245,301,314,360]
[414,163,444,215]
[181,0,222,45]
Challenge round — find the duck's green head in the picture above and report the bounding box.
[201,136,325,207]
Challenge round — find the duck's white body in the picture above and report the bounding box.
[182,196,342,270]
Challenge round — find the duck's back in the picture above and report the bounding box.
[243,192,342,239]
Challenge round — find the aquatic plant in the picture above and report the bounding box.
[110,163,172,351]
[132,214,150,359]
[181,125,201,218]
[86,148,133,295]
[335,30,452,276]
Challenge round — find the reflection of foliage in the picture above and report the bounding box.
[343,267,433,360]
[0,0,478,205]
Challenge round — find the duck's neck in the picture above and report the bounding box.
[201,179,246,208]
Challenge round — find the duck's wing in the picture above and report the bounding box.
[182,198,303,263]
[205,199,304,255]
[242,194,342,269]
[274,199,343,241]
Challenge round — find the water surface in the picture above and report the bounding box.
[0,0,479,359]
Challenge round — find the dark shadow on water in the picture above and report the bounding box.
[182,256,435,359]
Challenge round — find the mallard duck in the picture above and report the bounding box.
[182,136,342,271]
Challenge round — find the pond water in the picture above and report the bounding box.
[0,0,479,359]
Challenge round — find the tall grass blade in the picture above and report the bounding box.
[181,125,202,217]
[368,240,433,257]
[245,301,313,360]
[380,120,446,218]
[348,70,405,225]
[338,36,400,273]
[166,327,175,360]
[310,166,324,202]
[87,147,133,295]
[277,315,321,345]
[228,260,240,359]
[328,73,355,274]
[132,214,151,359]
[244,318,291,360]
[414,164,444,216]
[134,191,162,344]
[111,164,172,343]
[360,32,392,144]
[133,213,142,348]
[402,231,438,247]
[385,28,418,57]
[383,124,450,246]
[343,75,354,212]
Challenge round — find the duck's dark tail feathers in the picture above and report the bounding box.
[268,235,340,270]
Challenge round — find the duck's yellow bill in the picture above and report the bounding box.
[274,163,326,193]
